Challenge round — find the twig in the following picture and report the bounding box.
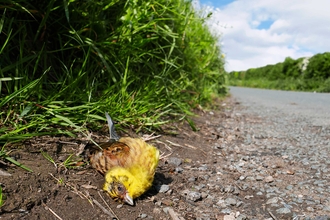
[75,132,93,155]
[155,140,172,152]
[182,131,191,137]
[293,214,305,220]
[155,140,173,159]
[98,191,119,219]
[165,140,208,157]
[160,140,208,158]
[185,144,207,156]
[93,199,118,219]
[267,208,278,220]
[166,140,199,152]
[184,143,197,149]
[69,184,94,206]
[76,143,87,156]
[167,207,181,220]
[58,141,78,145]
[159,151,173,160]
[49,173,93,206]
[42,203,63,220]
[166,140,181,147]
[234,182,245,191]
[142,132,162,141]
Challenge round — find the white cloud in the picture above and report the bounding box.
[196,0,330,71]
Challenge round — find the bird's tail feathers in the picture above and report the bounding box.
[105,112,120,141]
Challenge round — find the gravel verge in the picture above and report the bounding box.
[158,97,330,219]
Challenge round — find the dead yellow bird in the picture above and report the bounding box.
[89,113,159,205]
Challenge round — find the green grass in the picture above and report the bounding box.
[0,146,33,172]
[41,150,85,170]
[0,0,226,168]
[0,185,4,207]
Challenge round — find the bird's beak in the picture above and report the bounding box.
[123,192,134,206]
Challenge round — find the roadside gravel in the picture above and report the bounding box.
[157,92,330,219]
[223,98,330,219]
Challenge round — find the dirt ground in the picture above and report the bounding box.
[0,96,321,220]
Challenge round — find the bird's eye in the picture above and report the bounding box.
[117,185,124,192]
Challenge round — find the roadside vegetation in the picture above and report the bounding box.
[228,52,330,92]
[0,0,225,169]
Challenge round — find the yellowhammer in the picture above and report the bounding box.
[89,113,159,205]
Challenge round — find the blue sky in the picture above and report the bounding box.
[195,0,330,71]
[200,0,234,9]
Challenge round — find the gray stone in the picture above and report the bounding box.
[168,157,182,166]
[188,177,197,182]
[264,176,274,183]
[157,184,170,193]
[175,167,183,173]
[276,207,291,214]
[266,197,279,204]
[187,191,202,202]
[139,213,148,218]
[225,197,237,206]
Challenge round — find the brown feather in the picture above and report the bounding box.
[89,137,153,175]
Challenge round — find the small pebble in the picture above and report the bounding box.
[162,207,170,214]
[236,214,248,220]
[276,207,291,214]
[188,177,196,182]
[157,184,170,193]
[153,208,161,214]
[201,192,208,199]
[286,185,293,190]
[306,207,314,212]
[236,201,243,207]
[225,197,237,206]
[198,165,208,171]
[266,197,279,204]
[221,208,232,214]
[175,167,183,173]
[265,176,274,183]
[223,215,235,220]
[139,213,147,218]
[168,157,182,166]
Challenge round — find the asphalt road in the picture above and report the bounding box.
[229,86,330,127]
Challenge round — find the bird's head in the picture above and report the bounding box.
[103,168,135,205]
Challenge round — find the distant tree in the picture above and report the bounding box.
[305,52,330,79]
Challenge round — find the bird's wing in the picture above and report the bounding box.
[105,112,120,141]
[90,137,159,176]
[90,141,132,175]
